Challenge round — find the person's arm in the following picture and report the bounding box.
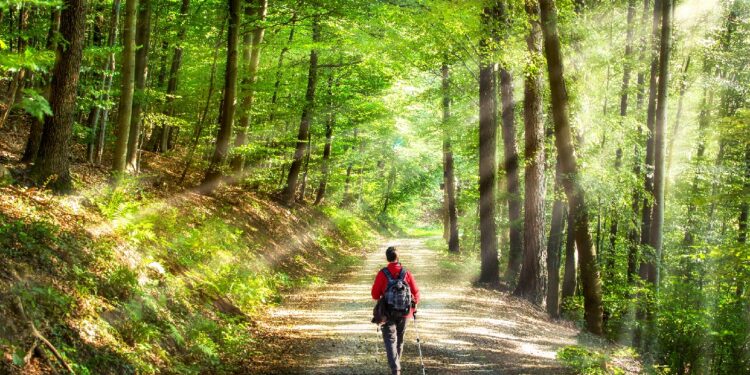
[407,271,420,304]
[371,271,386,300]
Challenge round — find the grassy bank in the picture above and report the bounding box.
[0,178,376,374]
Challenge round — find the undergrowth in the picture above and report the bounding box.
[0,178,376,374]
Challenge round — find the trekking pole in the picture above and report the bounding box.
[413,311,426,375]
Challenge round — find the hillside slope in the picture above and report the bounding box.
[0,144,374,373]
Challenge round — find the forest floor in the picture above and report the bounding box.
[248,237,631,375]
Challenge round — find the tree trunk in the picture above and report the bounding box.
[647,0,672,287]
[561,209,577,300]
[282,15,320,205]
[380,163,396,216]
[22,9,61,163]
[298,131,313,202]
[478,5,499,285]
[500,67,523,284]
[0,5,28,129]
[30,0,87,192]
[539,0,604,335]
[442,63,460,253]
[152,0,189,152]
[515,0,545,305]
[547,161,566,317]
[178,20,224,185]
[126,0,152,172]
[201,0,241,192]
[605,0,636,277]
[112,0,138,174]
[314,75,335,205]
[231,0,268,173]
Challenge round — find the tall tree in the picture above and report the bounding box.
[152,0,190,153]
[201,0,242,192]
[606,0,637,277]
[230,0,268,173]
[21,9,61,163]
[478,3,500,285]
[500,66,523,283]
[112,0,139,174]
[314,74,335,205]
[282,15,320,205]
[442,62,460,253]
[547,161,566,317]
[30,0,87,192]
[647,0,672,287]
[515,0,546,305]
[539,0,604,335]
[126,0,152,171]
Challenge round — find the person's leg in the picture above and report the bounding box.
[396,317,407,360]
[381,320,400,375]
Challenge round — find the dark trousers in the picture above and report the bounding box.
[381,317,407,375]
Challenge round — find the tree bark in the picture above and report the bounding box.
[500,67,523,283]
[298,131,313,202]
[126,0,152,172]
[314,74,335,205]
[478,4,500,285]
[30,0,87,192]
[515,0,545,305]
[547,161,566,317]
[442,63,460,253]
[201,0,241,192]
[647,0,672,287]
[152,0,189,152]
[22,9,61,163]
[561,209,577,300]
[112,0,138,174]
[282,15,320,205]
[230,0,268,173]
[539,0,604,335]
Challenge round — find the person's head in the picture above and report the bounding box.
[386,246,399,262]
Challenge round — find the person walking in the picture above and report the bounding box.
[371,246,420,375]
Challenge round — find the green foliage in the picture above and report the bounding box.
[18,88,52,121]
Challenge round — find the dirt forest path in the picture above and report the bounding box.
[250,238,580,374]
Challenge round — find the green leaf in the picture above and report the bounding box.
[19,89,52,121]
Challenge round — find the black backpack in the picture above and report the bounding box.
[382,267,412,318]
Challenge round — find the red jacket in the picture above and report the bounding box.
[371,262,420,319]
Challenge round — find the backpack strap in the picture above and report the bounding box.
[381,267,395,283]
[397,268,407,281]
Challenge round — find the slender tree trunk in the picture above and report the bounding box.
[314,75,335,205]
[113,0,138,174]
[85,10,105,163]
[0,5,28,129]
[178,21,224,185]
[478,4,500,285]
[30,0,87,192]
[605,0,636,277]
[298,131,312,202]
[515,0,545,304]
[126,0,152,172]
[561,209,577,300]
[547,161,566,317]
[500,67,523,284]
[152,0,189,152]
[22,9,61,163]
[442,63,460,253]
[282,15,320,205]
[380,163,396,216]
[231,0,268,173]
[539,0,604,335]
[647,0,672,288]
[201,0,241,192]
[340,128,357,207]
